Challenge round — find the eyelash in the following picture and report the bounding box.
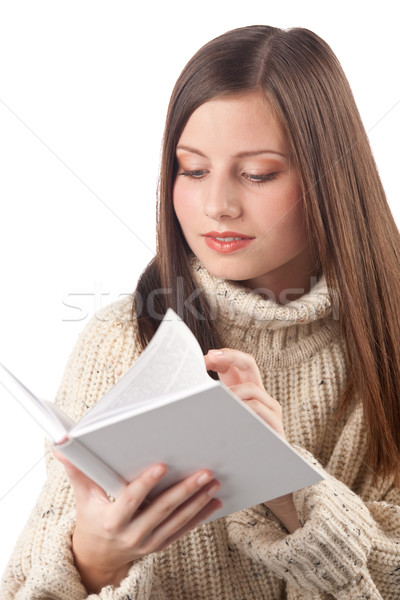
[178,170,207,181]
[177,170,279,185]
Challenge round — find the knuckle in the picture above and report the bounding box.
[122,487,138,506]
[125,478,151,505]
[159,499,175,517]
[244,353,256,369]
[102,515,120,535]
[125,530,143,551]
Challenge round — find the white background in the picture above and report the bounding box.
[0,0,399,579]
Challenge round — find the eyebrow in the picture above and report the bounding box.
[176,144,287,159]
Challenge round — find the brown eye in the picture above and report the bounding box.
[243,172,279,184]
[178,170,208,180]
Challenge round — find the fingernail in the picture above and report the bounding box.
[152,465,166,479]
[197,472,213,485]
[208,349,223,356]
[208,481,221,497]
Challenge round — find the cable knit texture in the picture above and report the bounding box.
[2,257,400,599]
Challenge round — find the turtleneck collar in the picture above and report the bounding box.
[190,256,340,371]
[190,256,332,331]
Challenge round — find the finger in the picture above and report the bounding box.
[54,450,109,503]
[205,349,263,386]
[244,399,286,439]
[153,497,223,553]
[143,470,216,529]
[229,382,281,411]
[137,480,222,554]
[226,384,286,438]
[124,470,216,542]
[116,463,169,525]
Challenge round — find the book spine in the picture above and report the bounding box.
[56,436,127,498]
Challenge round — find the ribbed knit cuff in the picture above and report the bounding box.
[227,445,376,597]
[15,516,154,600]
[92,555,154,600]
[15,516,87,600]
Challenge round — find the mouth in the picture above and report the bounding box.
[203,231,254,240]
[202,231,255,254]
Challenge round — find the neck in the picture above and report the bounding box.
[190,254,335,371]
[242,245,320,304]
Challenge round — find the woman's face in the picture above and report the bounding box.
[173,90,317,302]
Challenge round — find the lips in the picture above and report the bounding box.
[203,231,254,240]
[203,231,254,254]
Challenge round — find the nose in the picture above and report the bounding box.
[203,174,242,220]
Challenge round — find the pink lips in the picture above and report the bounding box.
[203,231,254,254]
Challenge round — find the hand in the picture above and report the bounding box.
[264,492,302,533]
[54,452,222,593]
[204,348,286,440]
[204,349,301,533]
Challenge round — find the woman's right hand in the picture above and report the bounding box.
[54,452,222,594]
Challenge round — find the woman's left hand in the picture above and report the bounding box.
[204,348,286,440]
[204,348,301,533]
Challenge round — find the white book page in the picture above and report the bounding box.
[77,310,211,429]
[0,362,69,442]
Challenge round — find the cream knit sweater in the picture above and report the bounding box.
[2,260,400,600]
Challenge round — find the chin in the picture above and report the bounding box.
[203,262,259,284]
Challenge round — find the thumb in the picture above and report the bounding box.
[53,450,109,503]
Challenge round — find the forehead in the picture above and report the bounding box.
[177,90,286,153]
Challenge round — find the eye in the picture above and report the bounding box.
[177,169,208,181]
[243,172,279,184]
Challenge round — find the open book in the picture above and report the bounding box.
[0,309,323,521]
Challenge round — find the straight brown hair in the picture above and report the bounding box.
[135,25,400,484]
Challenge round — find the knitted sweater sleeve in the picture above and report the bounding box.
[0,299,157,600]
[226,445,400,599]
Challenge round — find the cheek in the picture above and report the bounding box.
[172,183,187,228]
[276,200,308,251]
[173,180,202,232]
[255,187,306,246]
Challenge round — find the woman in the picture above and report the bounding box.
[2,25,400,599]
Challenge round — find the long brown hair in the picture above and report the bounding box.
[135,25,400,484]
